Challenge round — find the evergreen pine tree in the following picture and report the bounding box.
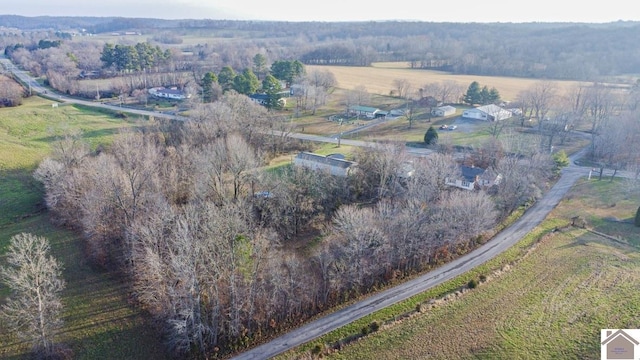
[424,126,439,145]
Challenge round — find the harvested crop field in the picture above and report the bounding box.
[309,63,596,101]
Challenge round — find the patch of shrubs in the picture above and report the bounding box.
[361,326,370,336]
[370,321,380,332]
[467,279,478,289]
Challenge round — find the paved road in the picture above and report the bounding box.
[231,151,593,360]
[0,56,186,121]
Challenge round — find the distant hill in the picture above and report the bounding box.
[2,15,640,81]
[0,15,178,32]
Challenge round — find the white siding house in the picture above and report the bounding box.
[462,104,512,121]
[431,105,457,117]
[249,93,270,105]
[148,87,190,100]
[349,106,382,119]
[293,152,357,177]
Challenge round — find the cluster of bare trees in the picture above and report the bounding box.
[0,74,24,107]
[514,80,640,178]
[32,92,553,357]
[291,69,337,116]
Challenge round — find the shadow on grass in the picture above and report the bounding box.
[405,141,429,148]
[68,322,171,360]
[35,127,125,144]
[0,169,45,229]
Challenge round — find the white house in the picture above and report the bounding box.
[462,104,512,121]
[431,105,457,117]
[148,87,190,100]
[349,105,382,119]
[249,93,270,105]
[249,93,288,107]
[446,165,502,190]
[293,152,357,177]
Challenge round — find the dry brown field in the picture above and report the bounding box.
[309,62,595,101]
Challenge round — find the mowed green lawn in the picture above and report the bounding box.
[0,96,170,359]
[326,179,640,360]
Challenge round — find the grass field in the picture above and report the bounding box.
[318,178,640,360]
[0,96,170,359]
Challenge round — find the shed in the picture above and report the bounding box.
[431,105,456,117]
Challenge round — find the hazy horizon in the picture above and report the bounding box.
[1,0,638,23]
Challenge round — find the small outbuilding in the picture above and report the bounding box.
[431,105,457,117]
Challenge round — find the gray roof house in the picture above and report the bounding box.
[431,105,456,117]
[148,87,190,100]
[446,165,502,190]
[348,105,382,119]
[293,152,357,177]
[462,104,512,121]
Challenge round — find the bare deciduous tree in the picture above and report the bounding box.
[0,75,24,107]
[353,144,409,200]
[49,128,90,167]
[406,153,460,203]
[0,233,65,357]
[392,78,411,99]
[592,112,639,180]
[585,83,621,157]
[331,205,388,291]
[346,85,370,113]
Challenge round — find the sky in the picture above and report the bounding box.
[1,0,638,23]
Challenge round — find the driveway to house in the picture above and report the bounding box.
[230,151,594,360]
[0,56,186,121]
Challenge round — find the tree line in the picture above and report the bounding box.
[5,18,640,82]
[100,42,172,73]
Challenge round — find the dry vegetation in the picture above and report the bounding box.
[310,63,596,101]
[323,178,640,360]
